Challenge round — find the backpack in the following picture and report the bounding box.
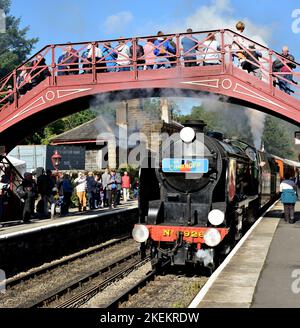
[281,189,297,204]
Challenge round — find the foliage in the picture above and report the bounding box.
[24,110,97,144]
[262,116,295,159]
[0,0,38,79]
[177,105,254,145]
[141,98,162,119]
[118,164,139,178]
[177,105,219,131]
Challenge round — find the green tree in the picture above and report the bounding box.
[0,0,38,79]
[176,104,254,145]
[177,105,219,130]
[24,109,97,145]
[262,116,294,158]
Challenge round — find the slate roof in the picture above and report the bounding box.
[51,116,112,144]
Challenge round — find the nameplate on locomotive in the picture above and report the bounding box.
[162,158,209,173]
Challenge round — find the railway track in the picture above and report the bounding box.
[54,256,151,308]
[2,201,276,309]
[5,235,131,290]
[103,204,277,309]
[0,235,141,308]
[106,260,168,308]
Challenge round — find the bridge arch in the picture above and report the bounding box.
[0,29,299,151]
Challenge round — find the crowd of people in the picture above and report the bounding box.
[14,168,139,223]
[2,21,297,104]
[232,21,297,94]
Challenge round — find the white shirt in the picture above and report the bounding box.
[88,46,102,59]
[280,179,296,192]
[202,40,220,64]
[233,32,249,51]
[74,176,87,192]
[116,43,130,66]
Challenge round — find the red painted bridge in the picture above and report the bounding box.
[0,29,299,151]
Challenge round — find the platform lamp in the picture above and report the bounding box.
[51,150,62,176]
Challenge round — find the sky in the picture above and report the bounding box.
[9,0,300,54]
[7,0,300,127]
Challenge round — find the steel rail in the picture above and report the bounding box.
[54,254,150,308]
[31,250,143,308]
[106,258,171,308]
[5,235,131,289]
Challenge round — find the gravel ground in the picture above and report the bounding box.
[0,238,139,308]
[81,262,152,308]
[120,274,208,308]
[47,255,142,308]
[81,265,208,308]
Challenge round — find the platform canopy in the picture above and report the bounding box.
[2,155,26,177]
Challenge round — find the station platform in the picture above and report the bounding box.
[189,200,300,308]
[0,201,138,278]
[0,200,137,239]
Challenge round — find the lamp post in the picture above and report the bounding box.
[51,150,62,176]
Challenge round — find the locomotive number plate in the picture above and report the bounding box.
[162,158,209,173]
[163,229,204,238]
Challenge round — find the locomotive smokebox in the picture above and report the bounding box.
[183,120,206,133]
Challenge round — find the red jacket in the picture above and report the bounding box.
[122,175,130,188]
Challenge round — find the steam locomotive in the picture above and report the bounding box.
[132,120,299,273]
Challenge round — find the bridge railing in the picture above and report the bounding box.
[0,29,299,110]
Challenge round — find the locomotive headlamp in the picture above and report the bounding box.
[180,127,195,143]
[208,209,225,226]
[132,224,149,243]
[203,228,222,247]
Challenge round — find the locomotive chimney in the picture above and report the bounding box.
[183,120,206,132]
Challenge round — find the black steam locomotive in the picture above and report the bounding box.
[132,120,298,272]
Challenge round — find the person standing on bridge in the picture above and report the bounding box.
[280,173,298,224]
[30,54,51,87]
[181,28,198,67]
[153,31,175,69]
[58,50,67,75]
[272,46,296,95]
[143,38,156,70]
[202,33,221,66]
[88,42,106,73]
[232,21,248,68]
[130,41,145,71]
[81,44,92,74]
[116,38,131,72]
[103,42,118,72]
[17,66,32,95]
[241,43,262,79]
[65,43,79,75]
